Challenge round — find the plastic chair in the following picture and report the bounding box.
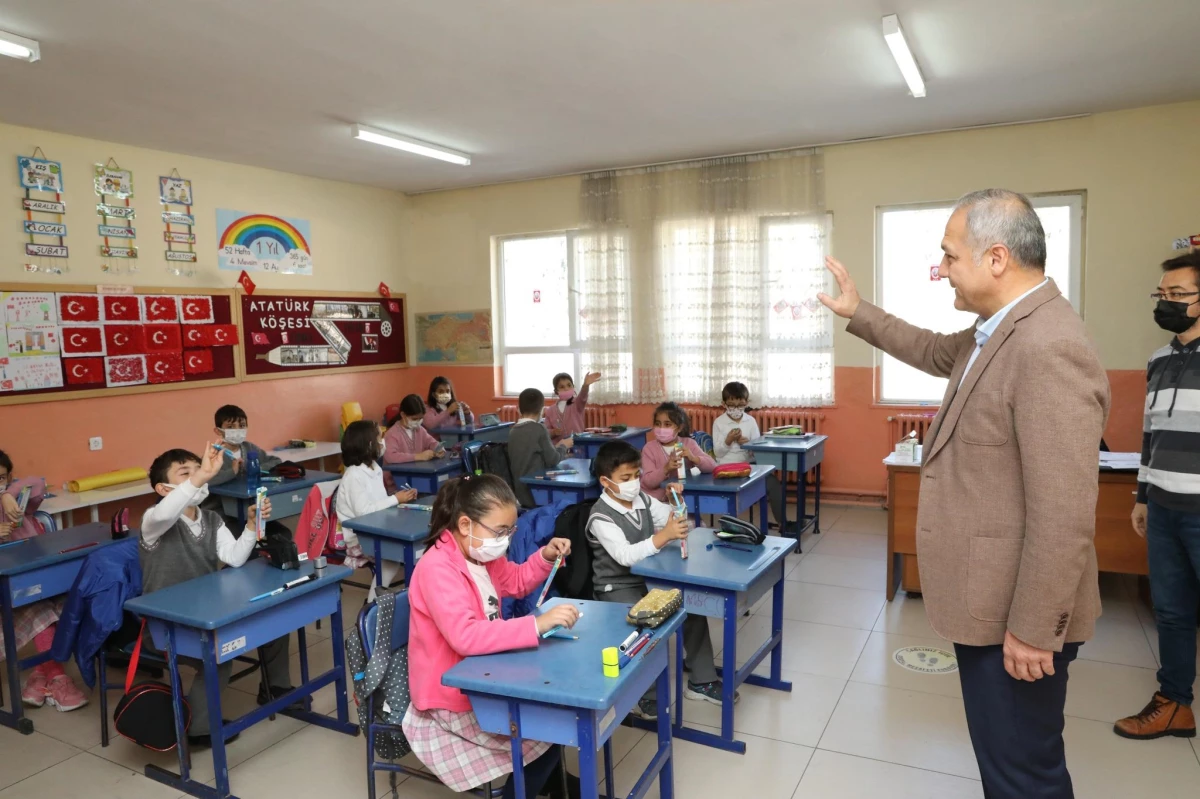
[691,431,715,458]
[33,511,56,534]
[359,595,504,799]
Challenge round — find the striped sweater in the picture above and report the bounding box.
[1138,337,1200,512]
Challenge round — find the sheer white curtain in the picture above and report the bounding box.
[578,151,829,406]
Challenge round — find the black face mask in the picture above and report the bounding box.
[1154,300,1198,334]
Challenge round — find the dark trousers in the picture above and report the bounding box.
[954,641,1080,799]
[501,746,561,799]
[1147,499,1200,705]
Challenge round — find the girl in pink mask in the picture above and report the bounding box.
[640,402,716,501]
[542,371,601,446]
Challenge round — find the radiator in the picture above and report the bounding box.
[497,405,519,423]
[681,405,724,434]
[496,404,614,427]
[887,412,937,445]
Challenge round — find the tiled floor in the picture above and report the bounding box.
[4,503,1200,798]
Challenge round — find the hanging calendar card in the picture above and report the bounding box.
[18,156,63,192]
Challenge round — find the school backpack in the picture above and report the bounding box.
[293,480,343,562]
[551,501,596,601]
[344,590,412,761]
[501,498,572,620]
[462,441,516,491]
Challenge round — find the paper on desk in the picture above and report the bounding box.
[1100,452,1141,470]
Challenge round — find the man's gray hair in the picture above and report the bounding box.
[954,188,1046,270]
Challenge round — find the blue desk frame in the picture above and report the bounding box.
[571,427,651,460]
[444,599,683,799]
[742,435,826,539]
[520,458,600,506]
[0,523,119,734]
[124,561,359,799]
[432,422,514,445]
[341,496,436,587]
[669,464,773,529]
[208,470,340,527]
[382,459,465,496]
[632,529,796,754]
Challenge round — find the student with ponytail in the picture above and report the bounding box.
[403,475,580,798]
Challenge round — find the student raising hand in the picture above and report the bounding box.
[194,442,224,484]
[583,372,602,387]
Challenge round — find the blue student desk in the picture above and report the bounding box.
[668,464,773,527]
[521,458,600,506]
[432,421,514,445]
[444,598,684,799]
[742,434,826,538]
[632,528,796,754]
[382,458,465,495]
[0,522,120,734]
[208,469,339,527]
[124,559,358,799]
[340,495,436,586]
[571,426,652,460]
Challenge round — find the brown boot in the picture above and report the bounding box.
[1113,692,1196,740]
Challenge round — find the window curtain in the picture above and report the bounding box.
[578,149,828,405]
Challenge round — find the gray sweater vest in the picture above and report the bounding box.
[587,494,655,594]
[140,508,224,595]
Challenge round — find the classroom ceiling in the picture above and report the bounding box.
[1,1,1199,194]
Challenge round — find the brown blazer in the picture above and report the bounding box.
[849,281,1110,650]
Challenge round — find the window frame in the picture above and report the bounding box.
[873,191,1086,406]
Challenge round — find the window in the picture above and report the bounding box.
[496,232,633,397]
[875,193,1084,405]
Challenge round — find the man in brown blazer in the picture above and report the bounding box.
[819,189,1109,799]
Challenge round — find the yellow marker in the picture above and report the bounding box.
[602,646,619,678]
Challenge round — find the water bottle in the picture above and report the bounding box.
[675,442,686,481]
[457,402,466,427]
[247,449,261,493]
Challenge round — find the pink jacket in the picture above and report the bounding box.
[423,404,475,437]
[407,531,552,712]
[640,437,716,501]
[542,384,589,446]
[3,477,47,541]
[383,423,440,465]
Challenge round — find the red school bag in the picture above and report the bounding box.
[293,480,343,562]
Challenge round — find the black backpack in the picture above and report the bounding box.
[113,620,190,751]
[468,442,516,491]
[552,501,596,600]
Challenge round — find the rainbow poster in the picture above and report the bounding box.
[215,209,313,274]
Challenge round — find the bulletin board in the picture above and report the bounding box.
[238,290,407,381]
[0,282,241,406]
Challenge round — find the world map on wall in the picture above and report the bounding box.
[415,311,492,364]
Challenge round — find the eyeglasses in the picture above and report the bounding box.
[474,520,516,539]
[1151,291,1200,302]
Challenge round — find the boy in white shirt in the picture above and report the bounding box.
[586,441,736,721]
[711,381,785,529]
[140,443,293,748]
[334,420,417,599]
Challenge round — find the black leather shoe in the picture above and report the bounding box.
[257,684,304,712]
[187,721,239,749]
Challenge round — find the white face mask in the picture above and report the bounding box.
[436,392,452,406]
[468,523,511,563]
[222,428,247,445]
[726,408,744,421]
[605,477,641,502]
[168,481,209,506]
[406,418,422,431]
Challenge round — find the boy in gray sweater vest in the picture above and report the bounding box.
[509,388,573,508]
[141,444,294,747]
[587,441,736,721]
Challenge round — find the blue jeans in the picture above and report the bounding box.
[1147,499,1200,706]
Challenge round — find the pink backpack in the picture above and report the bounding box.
[293,480,343,562]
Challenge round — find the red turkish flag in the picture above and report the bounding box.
[204,324,239,347]
[141,296,179,323]
[147,352,185,384]
[378,282,391,298]
[105,355,147,387]
[238,270,256,295]
[63,358,105,385]
[183,349,213,374]
[104,324,145,356]
[61,325,106,356]
[182,325,209,347]
[144,324,182,352]
[103,295,140,322]
[180,296,214,324]
[251,332,269,346]
[58,294,101,323]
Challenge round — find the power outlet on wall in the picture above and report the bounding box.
[89,437,103,451]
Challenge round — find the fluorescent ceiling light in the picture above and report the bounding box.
[351,124,470,166]
[882,14,925,98]
[0,30,39,62]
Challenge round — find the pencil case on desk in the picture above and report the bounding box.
[626,588,682,629]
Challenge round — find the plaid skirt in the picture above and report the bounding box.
[0,599,63,660]
[402,705,552,792]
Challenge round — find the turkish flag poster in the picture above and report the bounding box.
[63,358,105,385]
[103,324,146,356]
[141,296,179,323]
[103,295,141,322]
[180,296,214,324]
[105,355,147,387]
[183,349,214,374]
[204,324,238,347]
[147,352,185,384]
[144,324,183,352]
[60,325,106,357]
[57,294,101,323]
